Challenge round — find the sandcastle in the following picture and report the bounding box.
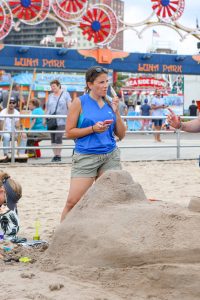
[46,170,200,271]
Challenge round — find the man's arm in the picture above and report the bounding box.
[151,104,166,110]
[181,118,200,133]
[168,108,200,132]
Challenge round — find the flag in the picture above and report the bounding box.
[152,29,160,38]
[196,17,199,29]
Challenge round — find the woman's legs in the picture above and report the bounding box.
[51,126,64,160]
[50,134,59,160]
[154,125,162,142]
[61,177,95,222]
[54,145,62,157]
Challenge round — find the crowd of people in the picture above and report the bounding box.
[118,92,199,143]
[117,90,171,142]
[0,77,198,161]
[0,79,71,162]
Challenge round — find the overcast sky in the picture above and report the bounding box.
[123,0,199,54]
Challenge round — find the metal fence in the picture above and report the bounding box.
[0,114,198,163]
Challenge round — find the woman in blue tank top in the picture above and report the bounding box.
[61,66,126,221]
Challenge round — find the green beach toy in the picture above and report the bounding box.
[19,256,31,263]
[33,219,40,240]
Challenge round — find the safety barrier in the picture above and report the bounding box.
[0,114,198,163]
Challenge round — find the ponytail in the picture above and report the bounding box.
[103,96,113,110]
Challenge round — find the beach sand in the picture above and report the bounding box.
[0,160,200,300]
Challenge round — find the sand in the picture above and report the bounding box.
[0,160,200,300]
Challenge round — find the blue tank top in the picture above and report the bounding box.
[75,94,117,154]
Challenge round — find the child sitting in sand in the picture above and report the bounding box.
[0,171,22,238]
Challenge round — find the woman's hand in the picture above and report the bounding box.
[167,108,181,129]
[93,121,110,133]
[111,96,119,113]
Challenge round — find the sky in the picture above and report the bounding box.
[123,0,200,54]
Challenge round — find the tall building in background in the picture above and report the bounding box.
[4,0,124,50]
[4,19,58,46]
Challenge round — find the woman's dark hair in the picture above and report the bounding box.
[50,79,61,88]
[85,66,112,108]
[85,66,108,93]
[30,98,40,108]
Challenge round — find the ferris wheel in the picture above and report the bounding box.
[8,0,50,25]
[52,0,87,21]
[79,4,118,45]
[0,0,13,39]
[151,0,185,21]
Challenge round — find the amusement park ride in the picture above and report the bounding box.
[0,0,199,47]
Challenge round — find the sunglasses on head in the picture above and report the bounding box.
[92,67,108,74]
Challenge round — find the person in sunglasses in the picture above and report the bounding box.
[0,171,22,238]
[0,97,27,159]
[61,66,126,221]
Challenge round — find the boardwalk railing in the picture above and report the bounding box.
[0,114,198,163]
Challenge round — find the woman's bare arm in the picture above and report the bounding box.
[114,111,126,140]
[66,98,93,139]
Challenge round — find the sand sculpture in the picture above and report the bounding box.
[46,170,200,270]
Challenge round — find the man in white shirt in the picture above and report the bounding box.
[0,98,27,157]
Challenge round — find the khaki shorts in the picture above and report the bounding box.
[71,148,121,178]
